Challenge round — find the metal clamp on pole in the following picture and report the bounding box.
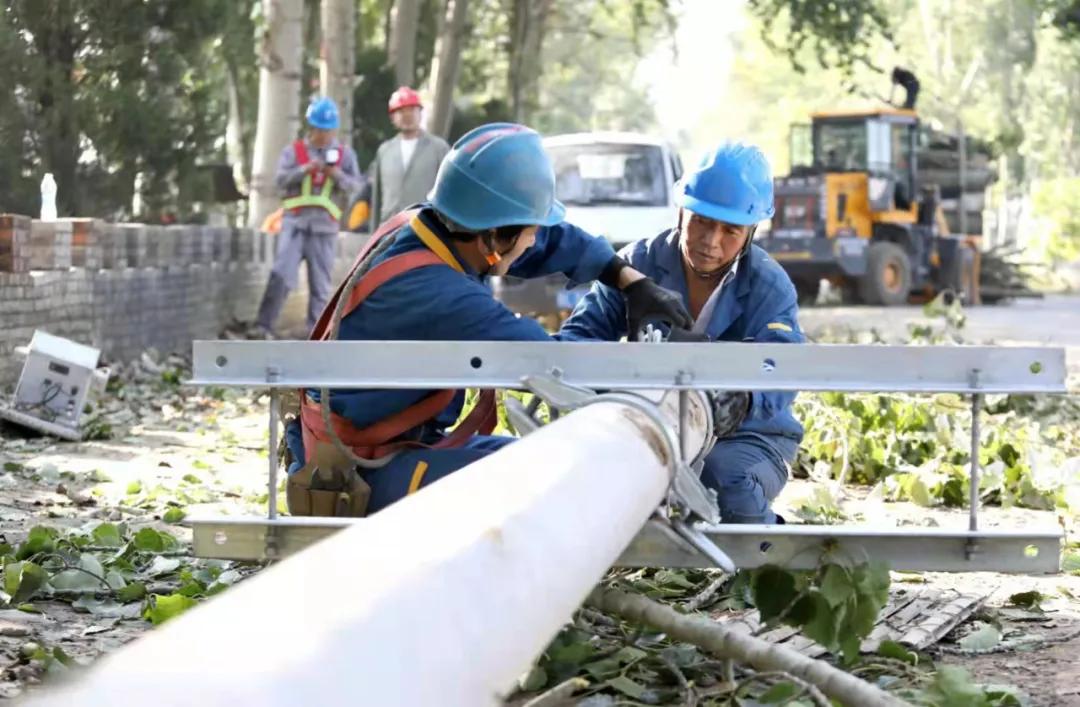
[522,371,735,573]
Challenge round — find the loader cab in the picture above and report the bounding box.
[812,110,919,234]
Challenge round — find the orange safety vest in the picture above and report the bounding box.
[283,140,344,220]
[299,209,497,462]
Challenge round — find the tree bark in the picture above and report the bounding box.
[508,0,554,123]
[387,0,421,87]
[33,1,80,216]
[319,0,356,143]
[588,587,910,707]
[427,0,469,138]
[248,0,305,229]
[225,58,250,200]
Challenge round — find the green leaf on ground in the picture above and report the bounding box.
[519,665,547,692]
[72,596,142,619]
[143,593,198,625]
[92,523,124,547]
[959,623,1002,652]
[126,480,143,495]
[752,565,799,621]
[1007,590,1044,610]
[117,582,147,603]
[5,562,48,604]
[16,527,57,560]
[606,676,646,700]
[759,681,800,702]
[145,556,182,577]
[922,665,991,706]
[163,507,186,524]
[132,527,170,552]
[878,639,918,664]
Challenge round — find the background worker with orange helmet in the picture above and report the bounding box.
[255,96,364,336]
[562,142,805,525]
[367,86,450,229]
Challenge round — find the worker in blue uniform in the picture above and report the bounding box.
[284,122,695,517]
[561,142,804,524]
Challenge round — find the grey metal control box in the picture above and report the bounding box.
[0,331,110,440]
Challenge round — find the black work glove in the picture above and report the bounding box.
[622,278,694,339]
[667,327,710,343]
[709,390,751,439]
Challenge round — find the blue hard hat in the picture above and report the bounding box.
[306,97,340,130]
[429,123,565,230]
[675,142,775,226]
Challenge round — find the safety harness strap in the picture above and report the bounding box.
[300,209,497,461]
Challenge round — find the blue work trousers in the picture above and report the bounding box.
[360,435,514,514]
[702,434,792,524]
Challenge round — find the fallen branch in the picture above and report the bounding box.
[588,587,911,707]
[683,572,727,612]
[935,625,1080,656]
[522,677,588,707]
[732,670,830,707]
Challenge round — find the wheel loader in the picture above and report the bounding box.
[761,107,982,306]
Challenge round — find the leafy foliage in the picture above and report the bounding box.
[0,0,256,219]
[746,0,893,75]
[748,562,891,664]
[0,521,244,625]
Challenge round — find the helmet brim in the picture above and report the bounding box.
[677,192,771,227]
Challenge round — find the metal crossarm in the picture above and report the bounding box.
[189,340,1068,394]
[185,339,1069,574]
[190,516,1062,574]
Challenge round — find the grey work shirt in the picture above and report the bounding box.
[276,138,365,233]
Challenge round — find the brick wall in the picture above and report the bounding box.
[0,214,369,388]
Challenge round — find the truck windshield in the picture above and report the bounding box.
[547,143,667,206]
[814,121,867,172]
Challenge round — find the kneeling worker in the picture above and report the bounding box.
[561,142,805,524]
[284,123,694,516]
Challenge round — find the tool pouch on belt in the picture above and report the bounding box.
[285,439,371,518]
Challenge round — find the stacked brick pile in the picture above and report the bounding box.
[0,214,368,389]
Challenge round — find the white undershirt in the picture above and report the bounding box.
[400,137,418,171]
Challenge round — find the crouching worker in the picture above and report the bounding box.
[283,123,694,517]
[561,142,805,524]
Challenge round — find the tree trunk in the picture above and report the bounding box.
[508,0,554,123]
[225,58,250,200]
[33,2,80,216]
[319,0,356,143]
[387,0,421,86]
[427,0,469,138]
[248,0,305,229]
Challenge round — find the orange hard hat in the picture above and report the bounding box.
[388,86,422,113]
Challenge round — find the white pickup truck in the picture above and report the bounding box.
[493,132,683,314]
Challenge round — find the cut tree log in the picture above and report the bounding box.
[589,587,912,707]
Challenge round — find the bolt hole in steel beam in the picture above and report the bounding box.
[470,356,483,369]
[1030,361,1042,374]
[216,355,228,368]
[762,358,776,372]
[1025,544,1039,558]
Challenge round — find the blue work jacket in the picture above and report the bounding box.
[323,207,616,430]
[560,228,805,448]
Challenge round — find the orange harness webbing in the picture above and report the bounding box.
[299,210,497,461]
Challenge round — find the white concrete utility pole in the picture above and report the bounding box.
[25,395,709,707]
